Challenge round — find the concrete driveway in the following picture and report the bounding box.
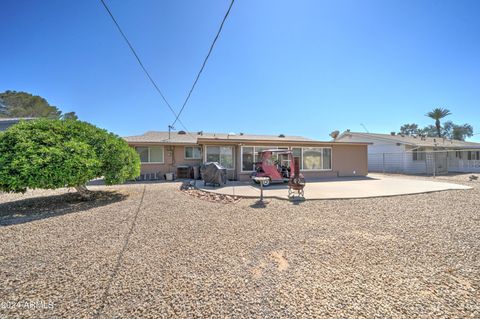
[197,173,472,199]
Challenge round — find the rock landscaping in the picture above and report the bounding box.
[0,175,479,318]
[180,182,241,204]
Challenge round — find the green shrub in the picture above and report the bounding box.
[0,119,140,195]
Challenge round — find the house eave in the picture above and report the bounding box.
[197,137,371,146]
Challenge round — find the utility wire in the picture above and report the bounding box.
[171,0,234,127]
[99,0,192,135]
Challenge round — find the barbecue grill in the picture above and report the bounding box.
[200,162,227,187]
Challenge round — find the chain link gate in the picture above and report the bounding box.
[369,149,480,176]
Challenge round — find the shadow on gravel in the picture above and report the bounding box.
[0,191,127,226]
[250,200,269,208]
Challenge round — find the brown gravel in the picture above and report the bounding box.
[0,176,479,318]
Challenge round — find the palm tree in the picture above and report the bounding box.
[426,108,451,137]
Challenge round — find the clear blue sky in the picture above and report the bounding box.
[1,0,479,141]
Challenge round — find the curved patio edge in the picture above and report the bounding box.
[197,176,472,200]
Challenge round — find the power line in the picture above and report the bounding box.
[99,0,192,135]
[171,0,235,127]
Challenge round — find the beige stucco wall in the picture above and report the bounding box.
[331,144,368,177]
[235,143,368,181]
[131,142,368,181]
[134,144,202,177]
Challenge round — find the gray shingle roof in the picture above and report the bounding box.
[0,117,36,122]
[338,131,480,149]
[124,131,314,144]
[0,117,36,131]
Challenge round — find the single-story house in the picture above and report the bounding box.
[124,131,369,181]
[0,117,35,131]
[335,131,480,174]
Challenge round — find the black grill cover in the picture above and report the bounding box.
[200,162,227,186]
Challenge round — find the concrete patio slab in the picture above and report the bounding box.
[197,173,472,200]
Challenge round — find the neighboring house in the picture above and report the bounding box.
[0,117,35,131]
[336,131,480,174]
[124,131,369,181]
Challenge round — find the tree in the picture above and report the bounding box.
[61,112,78,120]
[399,123,419,135]
[443,121,474,141]
[0,90,76,119]
[399,121,475,140]
[0,119,140,198]
[426,107,451,137]
[418,125,438,137]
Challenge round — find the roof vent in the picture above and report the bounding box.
[278,134,285,138]
[178,130,186,135]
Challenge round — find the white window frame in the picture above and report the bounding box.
[302,147,332,171]
[184,146,202,160]
[204,145,235,169]
[240,146,255,172]
[136,146,164,164]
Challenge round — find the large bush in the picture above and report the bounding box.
[0,119,140,195]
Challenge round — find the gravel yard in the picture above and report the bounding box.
[1,175,479,318]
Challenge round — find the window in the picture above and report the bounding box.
[323,148,332,169]
[150,147,164,163]
[291,147,302,171]
[278,148,290,167]
[205,146,234,169]
[240,146,332,171]
[302,147,332,170]
[241,146,282,171]
[206,146,220,162]
[291,148,302,166]
[185,146,202,159]
[412,148,426,161]
[136,147,149,163]
[468,151,479,161]
[303,148,322,170]
[242,147,254,171]
[254,146,276,163]
[135,146,164,163]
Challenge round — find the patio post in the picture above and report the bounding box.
[259,182,264,202]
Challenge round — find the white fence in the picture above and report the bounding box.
[369,150,480,176]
